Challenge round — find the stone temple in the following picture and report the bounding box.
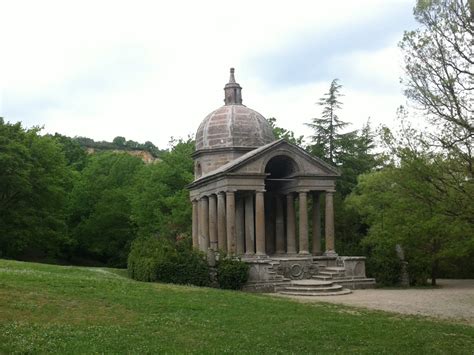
[188,69,375,294]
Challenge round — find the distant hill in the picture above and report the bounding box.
[74,136,165,164]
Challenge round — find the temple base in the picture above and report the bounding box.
[241,255,375,293]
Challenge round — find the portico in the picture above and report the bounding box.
[188,68,373,292]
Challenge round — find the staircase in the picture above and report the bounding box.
[278,279,351,296]
[313,265,376,289]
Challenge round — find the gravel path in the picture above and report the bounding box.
[276,279,474,325]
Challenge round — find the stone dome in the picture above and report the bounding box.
[195,68,275,151]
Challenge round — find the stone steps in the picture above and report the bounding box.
[279,290,352,297]
[318,270,345,277]
[313,275,333,281]
[278,279,351,296]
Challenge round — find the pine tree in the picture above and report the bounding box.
[306,79,349,163]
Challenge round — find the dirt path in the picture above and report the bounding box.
[276,279,474,325]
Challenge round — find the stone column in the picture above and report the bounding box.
[198,198,204,251]
[312,192,322,255]
[235,196,245,255]
[265,194,275,254]
[275,195,285,254]
[192,199,199,249]
[217,192,227,251]
[244,194,255,255]
[286,193,296,254]
[226,191,236,254]
[325,190,336,255]
[208,194,217,251]
[298,191,310,255]
[255,191,266,256]
[199,197,209,252]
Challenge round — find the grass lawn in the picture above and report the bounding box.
[0,259,473,354]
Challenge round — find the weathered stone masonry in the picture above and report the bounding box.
[188,69,375,293]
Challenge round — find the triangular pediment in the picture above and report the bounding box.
[228,139,340,176]
[190,139,339,188]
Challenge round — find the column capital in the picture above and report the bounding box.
[325,189,336,194]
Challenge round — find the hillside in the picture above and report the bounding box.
[0,259,473,353]
[75,136,165,164]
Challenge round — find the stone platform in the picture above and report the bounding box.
[242,255,375,294]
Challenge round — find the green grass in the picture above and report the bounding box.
[0,259,472,354]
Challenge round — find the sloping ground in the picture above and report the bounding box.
[0,259,473,353]
[278,279,474,325]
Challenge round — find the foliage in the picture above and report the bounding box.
[131,138,195,240]
[49,133,88,171]
[67,152,144,267]
[127,236,210,286]
[216,257,249,290]
[75,135,165,158]
[2,259,474,353]
[267,117,304,145]
[306,79,351,163]
[348,153,474,285]
[0,119,72,258]
[400,0,473,176]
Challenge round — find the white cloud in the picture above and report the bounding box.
[0,0,416,148]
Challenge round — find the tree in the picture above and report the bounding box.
[67,152,144,266]
[131,139,194,240]
[400,0,473,176]
[0,119,72,258]
[50,133,88,171]
[348,151,474,286]
[306,79,350,163]
[266,117,304,145]
[112,136,126,147]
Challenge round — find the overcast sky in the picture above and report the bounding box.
[0,0,418,149]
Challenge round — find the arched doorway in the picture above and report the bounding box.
[264,155,298,254]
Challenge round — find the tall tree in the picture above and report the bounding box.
[67,152,144,266]
[0,119,72,258]
[306,79,349,163]
[400,0,473,176]
[131,138,194,240]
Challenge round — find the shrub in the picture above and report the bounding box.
[127,236,210,286]
[365,246,402,287]
[216,257,249,290]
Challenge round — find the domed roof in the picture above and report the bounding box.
[195,68,275,151]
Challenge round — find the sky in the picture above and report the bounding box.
[0,0,418,149]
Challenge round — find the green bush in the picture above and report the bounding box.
[365,246,402,286]
[216,257,249,290]
[127,236,210,286]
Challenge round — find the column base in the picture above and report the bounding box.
[255,253,268,259]
[324,250,338,257]
[298,251,311,255]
